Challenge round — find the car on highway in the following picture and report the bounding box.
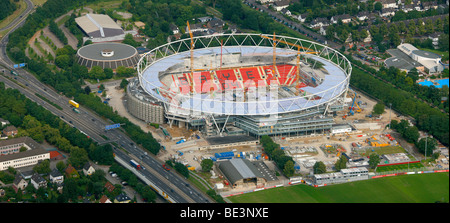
[163,164,171,171]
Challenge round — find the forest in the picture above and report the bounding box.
[0,0,17,21]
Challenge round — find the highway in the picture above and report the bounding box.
[0,3,212,204]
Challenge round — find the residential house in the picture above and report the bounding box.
[356,11,369,21]
[99,195,112,203]
[363,30,372,43]
[12,174,28,193]
[297,13,309,23]
[170,24,179,35]
[187,23,208,33]
[401,3,415,12]
[273,0,290,11]
[207,18,225,30]
[3,125,18,137]
[428,32,442,47]
[0,118,10,126]
[49,168,64,193]
[197,16,212,23]
[281,8,291,16]
[412,0,424,11]
[309,18,329,28]
[104,181,115,193]
[228,24,238,33]
[49,168,64,184]
[379,8,396,17]
[114,193,131,203]
[134,21,145,29]
[319,25,327,36]
[331,14,352,24]
[380,0,399,9]
[30,173,47,190]
[422,1,438,10]
[65,164,79,178]
[82,162,96,176]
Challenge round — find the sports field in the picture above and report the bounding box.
[228,173,449,203]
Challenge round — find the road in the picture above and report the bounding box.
[0,3,212,204]
[0,0,34,33]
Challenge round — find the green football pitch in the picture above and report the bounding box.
[228,172,449,203]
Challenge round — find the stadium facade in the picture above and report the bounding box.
[129,33,352,137]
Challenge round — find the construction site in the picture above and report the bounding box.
[123,31,414,194]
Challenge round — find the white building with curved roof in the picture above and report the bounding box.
[75,14,125,42]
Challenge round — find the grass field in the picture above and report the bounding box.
[376,162,424,173]
[228,173,449,203]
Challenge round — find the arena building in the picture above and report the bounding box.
[397,43,444,74]
[130,33,352,137]
[76,42,140,70]
[75,14,125,42]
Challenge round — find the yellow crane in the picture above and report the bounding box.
[186,21,195,93]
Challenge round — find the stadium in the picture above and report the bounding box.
[132,33,352,137]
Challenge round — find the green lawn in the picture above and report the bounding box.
[376,162,424,173]
[228,173,449,203]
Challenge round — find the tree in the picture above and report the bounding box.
[89,66,105,80]
[68,146,89,169]
[104,68,114,79]
[374,2,382,11]
[200,159,213,172]
[120,78,129,89]
[84,86,91,95]
[174,162,189,178]
[372,102,385,115]
[438,34,449,51]
[283,160,295,177]
[404,126,420,143]
[334,155,347,171]
[313,161,326,174]
[368,154,380,169]
[417,137,437,156]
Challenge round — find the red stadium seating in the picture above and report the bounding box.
[174,64,306,94]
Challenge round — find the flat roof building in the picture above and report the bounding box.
[313,167,369,185]
[217,159,269,188]
[0,137,50,171]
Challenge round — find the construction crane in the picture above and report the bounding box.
[186,21,195,93]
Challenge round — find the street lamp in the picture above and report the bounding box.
[388,103,392,130]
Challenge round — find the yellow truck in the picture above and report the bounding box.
[69,100,79,108]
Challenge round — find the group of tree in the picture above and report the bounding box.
[49,20,68,45]
[109,163,157,202]
[217,0,307,40]
[0,83,115,168]
[390,119,439,157]
[260,135,295,177]
[288,0,380,20]
[122,0,207,49]
[64,13,84,48]
[165,159,189,179]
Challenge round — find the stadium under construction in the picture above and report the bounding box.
[127,33,352,138]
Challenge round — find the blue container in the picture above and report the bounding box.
[215,151,234,159]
